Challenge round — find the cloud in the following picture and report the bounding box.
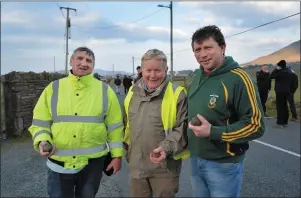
[2,10,35,26]
[179,1,300,30]
[73,22,190,42]
[1,1,300,76]
[2,35,65,45]
[245,2,299,14]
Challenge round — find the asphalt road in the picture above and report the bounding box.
[1,88,300,197]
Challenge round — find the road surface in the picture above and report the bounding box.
[1,88,300,197]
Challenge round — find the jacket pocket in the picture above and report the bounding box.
[211,140,249,156]
[229,142,249,155]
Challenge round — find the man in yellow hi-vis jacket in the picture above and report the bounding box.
[123,49,188,197]
[28,47,124,198]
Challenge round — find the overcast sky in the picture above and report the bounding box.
[1,1,300,74]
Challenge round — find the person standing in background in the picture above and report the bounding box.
[134,66,143,83]
[270,60,294,128]
[287,65,299,121]
[114,75,122,94]
[256,64,271,117]
[122,75,131,95]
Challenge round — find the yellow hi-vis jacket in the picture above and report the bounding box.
[124,82,190,160]
[28,73,124,170]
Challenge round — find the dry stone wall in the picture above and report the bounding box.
[2,72,66,137]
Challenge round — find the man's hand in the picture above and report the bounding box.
[106,157,122,174]
[149,146,166,164]
[39,141,56,157]
[188,114,211,138]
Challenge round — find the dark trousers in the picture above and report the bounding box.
[287,93,298,119]
[276,92,289,125]
[259,89,269,114]
[47,157,104,198]
[124,86,130,95]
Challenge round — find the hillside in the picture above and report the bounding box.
[241,40,300,67]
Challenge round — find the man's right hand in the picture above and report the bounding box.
[39,141,56,157]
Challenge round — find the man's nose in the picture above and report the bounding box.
[150,71,156,78]
[80,59,88,66]
[200,50,207,58]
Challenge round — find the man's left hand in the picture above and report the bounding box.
[150,146,166,164]
[106,157,122,174]
[188,114,211,138]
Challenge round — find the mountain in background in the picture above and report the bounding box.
[241,40,300,67]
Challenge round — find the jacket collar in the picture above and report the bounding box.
[133,76,169,98]
[68,70,94,89]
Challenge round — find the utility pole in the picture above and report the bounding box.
[60,6,77,75]
[132,56,135,75]
[112,64,115,77]
[170,1,173,82]
[157,1,173,82]
[54,56,56,72]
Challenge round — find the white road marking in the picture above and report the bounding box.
[253,139,300,158]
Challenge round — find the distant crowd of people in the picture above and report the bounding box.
[256,60,299,128]
[113,66,143,95]
[93,66,143,95]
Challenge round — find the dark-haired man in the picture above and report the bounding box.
[187,25,265,197]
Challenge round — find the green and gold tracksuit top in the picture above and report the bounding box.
[187,56,265,163]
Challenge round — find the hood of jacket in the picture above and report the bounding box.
[199,56,240,76]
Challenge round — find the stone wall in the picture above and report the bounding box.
[2,72,66,137]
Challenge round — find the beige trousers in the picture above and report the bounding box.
[130,176,179,197]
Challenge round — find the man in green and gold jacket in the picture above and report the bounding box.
[187,25,265,197]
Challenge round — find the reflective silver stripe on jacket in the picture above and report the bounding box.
[33,130,52,140]
[107,122,123,132]
[107,142,124,150]
[51,80,108,123]
[32,119,52,128]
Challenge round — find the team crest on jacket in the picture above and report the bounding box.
[208,94,219,108]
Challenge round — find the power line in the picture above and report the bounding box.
[226,12,300,38]
[55,2,65,18]
[72,8,165,30]
[139,12,300,58]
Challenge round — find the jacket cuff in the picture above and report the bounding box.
[158,141,172,156]
[33,135,53,152]
[209,125,226,141]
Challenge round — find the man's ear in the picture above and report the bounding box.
[221,44,226,55]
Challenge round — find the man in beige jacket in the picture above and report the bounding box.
[123,49,188,197]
